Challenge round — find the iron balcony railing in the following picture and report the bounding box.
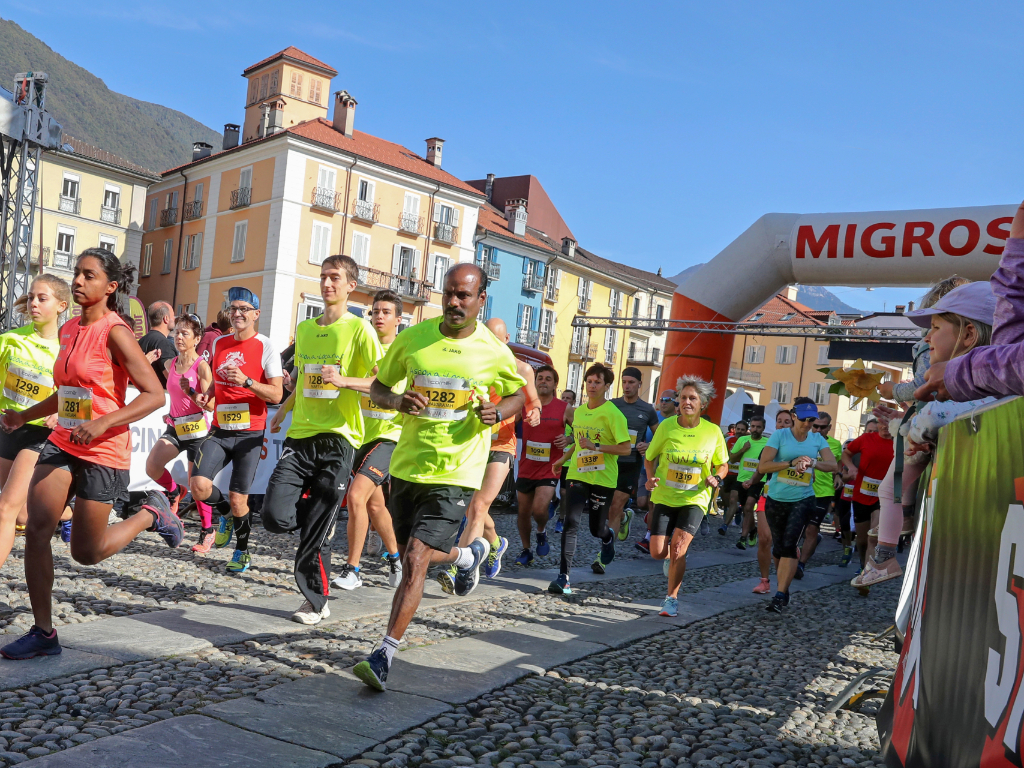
[628,347,661,366]
[160,207,178,227]
[482,259,501,280]
[522,274,545,293]
[53,250,73,269]
[578,297,591,313]
[729,367,762,386]
[399,213,424,235]
[604,350,617,366]
[544,285,558,303]
[311,187,342,212]
[517,328,539,346]
[100,205,122,225]
[540,330,554,349]
[59,196,81,214]
[434,222,458,244]
[352,199,379,223]
[230,186,252,209]
[357,266,431,302]
[183,200,204,220]
[570,341,598,359]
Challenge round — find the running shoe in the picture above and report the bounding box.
[699,516,710,536]
[554,520,563,534]
[735,538,746,550]
[214,515,234,548]
[437,564,457,595]
[291,599,330,625]
[746,533,758,548]
[766,592,788,614]
[484,536,508,579]
[515,548,534,566]
[143,491,183,548]
[58,520,72,543]
[331,564,362,591]
[0,626,61,660]
[454,537,489,596]
[718,524,728,536]
[659,596,678,617]
[365,531,383,556]
[752,577,771,594]
[547,573,572,595]
[591,553,606,575]
[591,538,615,574]
[225,550,251,573]
[353,648,390,691]
[840,546,853,567]
[851,556,903,587]
[634,538,650,554]
[617,508,633,541]
[794,562,805,580]
[535,531,550,557]
[387,555,403,588]
[167,484,182,518]
[191,530,215,553]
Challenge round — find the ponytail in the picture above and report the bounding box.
[76,248,136,317]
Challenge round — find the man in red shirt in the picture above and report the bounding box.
[841,422,895,572]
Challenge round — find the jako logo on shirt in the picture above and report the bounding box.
[216,351,246,377]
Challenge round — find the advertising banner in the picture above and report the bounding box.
[877,396,1024,767]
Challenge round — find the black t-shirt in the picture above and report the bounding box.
[139,329,177,386]
[610,396,660,463]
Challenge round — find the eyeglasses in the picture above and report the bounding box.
[185,313,202,325]
[227,306,256,316]
[811,423,831,430]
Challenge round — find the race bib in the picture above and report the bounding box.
[173,411,208,440]
[303,364,339,400]
[842,483,854,500]
[525,441,551,461]
[728,460,740,473]
[57,386,92,429]
[217,403,251,430]
[628,429,639,448]
[778,467,811,487]
[742,457,759,472]
[412,375,474,421]
[575,449,605,473]
[666,463,701,491]
[4,366,52,408]
[860,476,881,497]
[360,395,397,420]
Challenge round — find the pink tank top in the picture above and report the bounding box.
[166,356,206,420]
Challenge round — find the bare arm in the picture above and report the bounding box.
[815,447,838,474]
[370,377,428,415]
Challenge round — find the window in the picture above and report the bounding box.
[56,228,74,254]
[477,295,493,321]
[520,304,535,335]
[298,301,324,327]
[309,78,322,104]
[177,303,196,317]
[167,190,179,211]
[182,232,202,270]
[231,221,247,263]
[149,198,158,229]
[817,345,830,365]
[577,278,592,310]
[540,308,555,347]
[98,236,116,253]
[655,304,665,320]
[103,186,120,210]
[391,244,417,278]
[809,382,830,405]
[429,253,450,286]
[260,74,269,100]
[239,166,253,191]
[318,166,336,191]
[270,70,279,94]
[749,312,764,322]
[61,175,79,199]
[194,183,204,202]
[351,232,371,267]
[162,239,173,274]
[745,345,766,364]
[141,243,152,276]
[780,312,796,321]
[248,78,259,104]
[775,345,798,365]
[771,381,793,404]
[609,289,622,316]
[309,222,331,265]
[290,71,303,97]
[633,297,641,317]
[567,363,583,394]
[605,328,618,364]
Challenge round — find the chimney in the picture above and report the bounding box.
[785,285,799,301]
[907,300,915,312]
[222,124,240,150]
[192,142,213,161]
[485,173,495,203]
[259,103,271,138]
[333,91,357,138]
[425,137,444,168]
[561,236,576,258]
[504,199,527,237]
[895,304,906,314]
[268,100,284,135]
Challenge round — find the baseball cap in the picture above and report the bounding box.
[905,281,995,329]
[227,286,259,310]
[793,402,819,421]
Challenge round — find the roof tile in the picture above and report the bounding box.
[243,46,337,76]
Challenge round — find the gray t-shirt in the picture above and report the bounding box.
[611,396,660,463]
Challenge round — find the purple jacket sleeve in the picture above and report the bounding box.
[945,237,1024,400]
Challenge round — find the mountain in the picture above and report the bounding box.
[0,18,222,173]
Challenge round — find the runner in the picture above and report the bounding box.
[795,411,843,578]
[190,287,283,574]
[515,364,573,565]
[144,313,215,551]
[0,275,69,570]
[607,367,660,545]
[634,389,679,554]
[552,388,577,534]
[718,419,748,535]
[644,376,728,616]
[0,250,178,660]
[757,397,838,613]
[260,256,380,623]
[840,416,894,573]
[547,363,630,593]
[437,317,539,593]
[729,415,768,553]
[352,263,526,690]
[835,461,855,564]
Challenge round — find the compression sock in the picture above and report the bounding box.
[602,532,614,545]
[204,486,232,516]
[452,547,476,569]
[197,501,213,529]
[874,544,897,563]
[234,513,252,552]
[376,635,400,665]
[156,470,176,494]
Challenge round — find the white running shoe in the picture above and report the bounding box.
[851,556,903,587]
[387,556,403,588]
[331,563,363,590]
[365,531,383,556]
[291,599,331,625]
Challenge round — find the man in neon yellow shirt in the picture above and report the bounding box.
[353,264,526,692]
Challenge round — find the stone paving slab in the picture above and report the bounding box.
[59,617,214,661]
[23,714,343,767]
[0,648,122,690]
[126,602,308,645]
[204,672,451,757]
[524,612,670,648]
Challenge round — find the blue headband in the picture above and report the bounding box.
[228,287,259,310]
[793,402,819,420]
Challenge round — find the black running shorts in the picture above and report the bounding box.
[723,474,742,496]
[488,449,514,467]
[353,438,396,487]
[615,460,642,495]
[0,423,51,461]
[807,495,833,528]
[649,503,704,537]
[390,476,474,552]
[515,476,558,494]
[159,425,204,464]
[852,500,879,525]
[738,480,764,506]
[37,440,129,505]
[193,428,264,495]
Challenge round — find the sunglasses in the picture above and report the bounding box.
[797,416,817,423]
[659,397,678,404]
[811,423,831,430]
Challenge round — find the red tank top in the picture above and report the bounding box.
[50,312,131,469]
[519,396,568,479]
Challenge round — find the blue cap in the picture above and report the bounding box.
[228,286,259,310]
[793,402,819,421]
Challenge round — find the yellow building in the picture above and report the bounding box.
[138,46,485,336]
[32,135,158,281]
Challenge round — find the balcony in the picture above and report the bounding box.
[230,186,251,209]
[570,341,598,360]
[352,199,379,223]
[540,330,553,349]
[544,285,558,303]
[100,205,122,225]
[357,266,431,303]
[627,347,661,366]
[53,250,73,269]
[59,196,81,215]
[728,367,762,387]
[516,328,539,346]
[159,207,178,227]
[183,200,204,220]
[399,213,424,235]
[481,259,501,280]
[311,187,342,213]
[578,297,591,313]
[522,274,545,293]
[33,245,50,267]
[604,350,617,366]
[434,222,458,245]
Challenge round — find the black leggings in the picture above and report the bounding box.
[559,480,614,574]
[765,495,816,560]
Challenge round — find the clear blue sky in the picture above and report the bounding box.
[6,1,1022,312]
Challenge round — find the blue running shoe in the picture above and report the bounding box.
[717,524,727,536]
[601,536,615,566]
[226,549,251,573]
[659,596,678,617]
[515,548,533,566]
[454,538,489,596]
[484,536,508,579]
[547,573,572,595]
[699,516,710,536]
[214,515,234,548]
[144,491,183,548]
[535,531,550,557]
[58,520,72,543]
[1,625,61,659]
[554,520,563,534]
[794,562,805,580]
[353,648,390,691]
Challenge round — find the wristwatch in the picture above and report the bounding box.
[243,377,254,389]
[495,409,502,424]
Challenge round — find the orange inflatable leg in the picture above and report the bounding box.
[661,294,735,424]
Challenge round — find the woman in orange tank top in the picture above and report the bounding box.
[0,249,174,661]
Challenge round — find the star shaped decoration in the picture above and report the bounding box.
[817,359,886,405]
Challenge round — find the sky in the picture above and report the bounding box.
[4,1,1021,313]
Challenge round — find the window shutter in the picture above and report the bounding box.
[149,198,157,228]
[365,180,375,201]
[556,269,562,288]
[413,249,422,277]
[426,254,437,285]
[171,191,179,210]
[193,232,203,268]
[587,281,593,300]
[523,258,530,275]
[609,289,616,309]
[239,167,252,189]
[577,279,585,298]
[531,307,539,331]
[404,193,420,216]
[194,183,203,202]
[551,310,557,330]
[516,304,525,329]
[451,207,460,227]
[391,244,402,274]
[432,203,442,223]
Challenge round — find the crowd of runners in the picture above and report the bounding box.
[0,196,1019,692]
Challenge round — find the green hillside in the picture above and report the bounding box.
[0,17,222,174]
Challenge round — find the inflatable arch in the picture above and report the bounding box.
[662,204,1016,421]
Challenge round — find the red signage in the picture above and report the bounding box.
[795,217,1011,260]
